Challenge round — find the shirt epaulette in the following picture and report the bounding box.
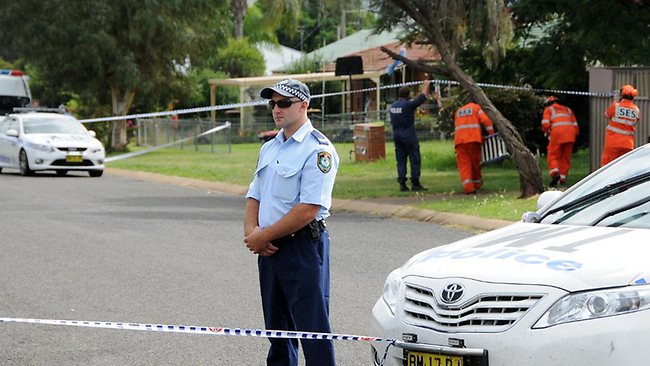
[311,130,329,145]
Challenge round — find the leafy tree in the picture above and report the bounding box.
[512,0,649,67]
[0,0,230,151]
[211,38,266,77]
[0,58,12,69]
[275,0,369,53]
[244,4,280,44]
[373,0,544,197]
[186,69,239,114]
[234,0,301,41]
[457,0,648,150]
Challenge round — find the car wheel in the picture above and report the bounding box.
[0,167,3,174]
[19,150,33,176]
[56,170,68,176]
[88,170,103,177]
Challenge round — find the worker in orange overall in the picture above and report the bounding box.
[454,99,494,194]
[601,84,641,167]
[541,96,579,187]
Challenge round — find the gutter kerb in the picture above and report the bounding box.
[106,168,512,232]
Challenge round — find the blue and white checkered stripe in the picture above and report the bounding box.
[274,83,310,101]
[0,317,392,343]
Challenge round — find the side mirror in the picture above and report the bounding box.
[521,211,541,223]
[537,190,564,210]
[88,130,96,137]
[6,129,18,137]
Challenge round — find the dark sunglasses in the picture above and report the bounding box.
[268,98,302,109]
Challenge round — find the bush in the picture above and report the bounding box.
[211,38,265,78]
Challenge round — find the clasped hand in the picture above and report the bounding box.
[244,226,278,257]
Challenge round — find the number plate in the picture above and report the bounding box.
[405,351,463,366]
[66,155,83,163]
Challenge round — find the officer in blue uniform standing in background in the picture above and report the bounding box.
[244,79,339,366]
[389,75,430,192]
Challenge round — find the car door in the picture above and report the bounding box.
[0,117,21,168]
[0,118,13,167]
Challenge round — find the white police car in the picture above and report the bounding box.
[371,143,650,366]
[0,109,105,177]
[0,69,32,119]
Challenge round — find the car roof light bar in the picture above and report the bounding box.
[13,106,69,114]
[0,69,25,76]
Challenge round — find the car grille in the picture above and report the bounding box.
[57,147,88,152]
[52,159,95,167]
[403,283,543,333]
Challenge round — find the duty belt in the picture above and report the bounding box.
[272,219,327,245]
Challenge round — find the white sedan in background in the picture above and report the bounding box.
[0,110,105,177]
[371,143,650,366]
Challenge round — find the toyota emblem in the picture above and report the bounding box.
[440,283,465,304]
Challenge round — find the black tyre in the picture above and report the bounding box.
[19,150,33,176]
[88,170,103,177]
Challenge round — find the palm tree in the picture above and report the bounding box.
[231,0,301,39]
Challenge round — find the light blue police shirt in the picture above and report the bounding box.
[246,120,339,228]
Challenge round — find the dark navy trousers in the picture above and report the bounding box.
[258,230,335,366]
[394,137,421,184]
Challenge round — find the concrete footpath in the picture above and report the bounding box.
[106,168,512,232]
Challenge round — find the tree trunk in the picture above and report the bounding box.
[422,20,545,198]
[110,85,136,152]
[232,0,247,39]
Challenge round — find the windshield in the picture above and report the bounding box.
[0,96,30,115]
[23,117,88,135]
[539,145,650,229]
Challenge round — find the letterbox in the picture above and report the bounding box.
[353,123,386,162]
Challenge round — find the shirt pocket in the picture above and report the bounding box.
[273,164,301,201]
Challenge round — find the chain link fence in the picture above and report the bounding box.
[132,118,233,153]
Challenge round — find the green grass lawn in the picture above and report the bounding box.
[108,141,591,222]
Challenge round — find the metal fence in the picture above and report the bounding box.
[589,67,650,171]
[133,118,233,153]
[129,111,446,150]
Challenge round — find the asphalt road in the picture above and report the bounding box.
[0,170,472,365]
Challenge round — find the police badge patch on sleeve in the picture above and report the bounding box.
[317,151,332,173]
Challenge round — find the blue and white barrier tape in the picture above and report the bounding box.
[79,79,612,124]
[1,316,400,365]
[0,316,392,342]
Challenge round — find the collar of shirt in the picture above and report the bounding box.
[277,119,313,143]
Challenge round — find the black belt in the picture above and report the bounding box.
[271,219,326,245]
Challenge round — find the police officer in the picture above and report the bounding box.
[389,75,430,192]
[244,79,339,366]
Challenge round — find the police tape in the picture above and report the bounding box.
[104,122,231,163]
[0,316,385,341]
[0,316,399,365]
[0,316,394,342]
[79,78,613,124]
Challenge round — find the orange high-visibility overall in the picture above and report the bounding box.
[541,103,579,183]
[454,102,494,193]
[601,99,640,166]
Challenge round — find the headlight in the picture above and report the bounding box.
[533,285,650,328]
[27,142,54,152]
[89,147,104,153]
[382,268,403,315]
